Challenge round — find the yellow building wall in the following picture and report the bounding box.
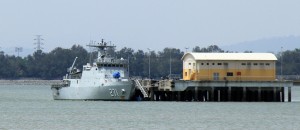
[183,61,276,81]
[183,69,276,81]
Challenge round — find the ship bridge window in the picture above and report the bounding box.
[241,63,246,66]
[217,63,222,65]
[260,63,264,65]
[112,64,116,67]
[84,67,91,71]
[266,63,270,66]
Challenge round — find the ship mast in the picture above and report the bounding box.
[87,39,116,60]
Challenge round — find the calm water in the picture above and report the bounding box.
[1,85,300,130]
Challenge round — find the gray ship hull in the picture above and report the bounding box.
[51,81,135,101]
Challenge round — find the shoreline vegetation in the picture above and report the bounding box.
[0,44,300,80]
[0,80,61,85]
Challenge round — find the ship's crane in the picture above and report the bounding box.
[68,57,78,74]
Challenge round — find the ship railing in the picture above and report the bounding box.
[51,82,69,88]
[64,74,81,79]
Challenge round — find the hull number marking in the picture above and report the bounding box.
[109,89,119,97]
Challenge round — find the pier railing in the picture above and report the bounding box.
[194,75,276,81]
[276,75,300,81]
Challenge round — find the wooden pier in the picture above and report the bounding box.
[133,79,296,102]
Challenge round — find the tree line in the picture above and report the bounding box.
[0,45,299,79]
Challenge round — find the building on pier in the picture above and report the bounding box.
[181,53,277,81]
[134,52,297,102]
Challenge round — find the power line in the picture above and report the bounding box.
[34,35,44,51]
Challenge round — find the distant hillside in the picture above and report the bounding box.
[222,36,300,53]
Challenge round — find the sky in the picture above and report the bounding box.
[0,0,300,56]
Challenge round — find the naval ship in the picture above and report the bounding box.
[51,39,136,100]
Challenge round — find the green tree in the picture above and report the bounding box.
[193,45,224,52]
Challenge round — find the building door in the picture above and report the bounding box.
[213,73,219,80]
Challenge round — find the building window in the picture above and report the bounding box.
[266,63,270,66]
[253,63,258,66]
[217,63,222,65]
[241,63,246,65]
[213,73,219,80]
[227,72,233,76]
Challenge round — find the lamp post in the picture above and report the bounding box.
[169,48,172,76]
[15,47,23,57]
[147,48,151,79]
[127,55,130,77]
[281,47,283,81]
[185,47,189,53]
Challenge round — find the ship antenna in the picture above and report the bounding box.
[88,40,95,64]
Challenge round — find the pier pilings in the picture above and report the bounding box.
[135,80,294,102]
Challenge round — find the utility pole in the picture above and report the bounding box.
[147,48,151,79]
[15,47,23,57]
[34,35,44,52]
